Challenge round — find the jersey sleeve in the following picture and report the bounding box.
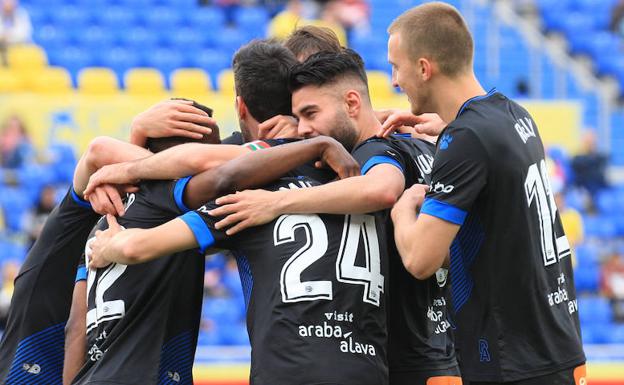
[421,126,488,225]
[351,138,408,175]
[178,202,234,253]
[75,264,87,283]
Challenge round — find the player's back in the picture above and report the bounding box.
[428,90,585,381]
[0,188,99,384]
[73,179,204,385]
[185,177,390,385]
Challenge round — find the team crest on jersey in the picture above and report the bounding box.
[435,268,448,287]
[167,371,181,382]
[21,363,41,374]
[439,134,453,150]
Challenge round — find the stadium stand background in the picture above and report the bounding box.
[0,0,623,383]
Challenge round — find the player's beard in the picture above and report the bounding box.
[330,109,358,152]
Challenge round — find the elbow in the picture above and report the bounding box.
[85,136,116,169]
[119,242,147,265]
[370,189,399,209]
[401,251,440,280]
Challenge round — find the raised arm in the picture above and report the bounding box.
[83,143,252,196]
[182,136,359,209]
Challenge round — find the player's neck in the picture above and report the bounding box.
[356,110,383,145]
[434,73,486,124]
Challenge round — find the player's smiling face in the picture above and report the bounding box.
[292,85,358,150]
[388,33,428,115]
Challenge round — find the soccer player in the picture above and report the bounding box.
[383,3,586,385]
[87,170,390,385]
[71,133,357,385]
[0,136,154,384]
[207,50,461,385]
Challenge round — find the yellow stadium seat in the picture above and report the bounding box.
[124,68,166,95]
[0,69,25,92]
[7,44,48,72]
[218,69,235,97]
[367,71,395,100]
[170,68,213,97]
[79,67,119,95]
[32,67,72,94]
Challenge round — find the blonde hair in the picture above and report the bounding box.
[388,2,473,77]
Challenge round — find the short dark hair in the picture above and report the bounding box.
[146,100,219,153]
[233,39,298,122]
[284,25,342,61]
[288,48,368,94]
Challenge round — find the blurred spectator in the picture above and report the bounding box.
[0,0,32,66]
[269,0,346,45]
[0,260,19,329]
[611,0,624,36]
[26,185,56,246]
[321,0,369,35]
[0,115,33,169]
[571,131,609,199]
[600,252,624,322]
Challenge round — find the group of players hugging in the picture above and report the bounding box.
[0,3,586,385]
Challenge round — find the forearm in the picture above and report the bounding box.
[63,281,87,385]
[391,209,423,275]
[184,137,331,208]
[73,137,152,196]
[278,176,396,215]
[127,143,248,182]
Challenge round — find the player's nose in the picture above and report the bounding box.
[298,122,315,138]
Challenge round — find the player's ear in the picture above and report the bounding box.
[344,90,361,118]
[419,58,433,81]
[236,96,248,120]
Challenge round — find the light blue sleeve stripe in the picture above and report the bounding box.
[75,266,87,282]
[420,198,467,225]
[71,188,92,209]
[174,176,192,213]
[179,211,215,253]
[361,155,403,175]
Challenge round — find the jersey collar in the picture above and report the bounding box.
[456,88,498,118]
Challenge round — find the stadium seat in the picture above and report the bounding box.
[574,266,599,292]
[217,69,235,97]
[94,6,138,28]
[215,27,249,57]
[234,6,269,38]
[578,296,613,325]
[142,48,185,82]
[170,68,213,97]
[31,67,73,94]
[34,24,69,52]
[7,44,48,72]
[78,67,120,95]
[367,71,395,100]
[0,69,25,92]
[189,7,227,29]
[49,46,92,85]
[124,68,166,95]
[99,47,142,80]
[185,49,230,85]
[141,6,183,29]
[50,5,91,28]
[120,26,160,51]
[76,26,117,52]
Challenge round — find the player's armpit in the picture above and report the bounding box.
[95,219,199,265]
[393,213,459,280]
[63,280,87,385]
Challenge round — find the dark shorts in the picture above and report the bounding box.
[391,366,463,385]
[467,364,586,385]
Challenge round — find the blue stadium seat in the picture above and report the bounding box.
[162,27,209,50]
[574,266,599,292]
[610,324,624,344]
[189,7,226,29]
[185,49,231,84]
[198,329,221,346]
[34,24,70,52]
[142,48,185,83]
[584,216,618,238]
[0,187,32,232]
[94,6,138,28]
[49,46,92,85]
[49,5,91,28]
[97,47,142,81]
[119,26,160,51]
[219,322,249,345]
[75,26,117,52]
[578,296,613,325]
[140,6,183,29]
[215,28,248,57]
[202,298,243,324]
[234,6,269,38]
[25,6,50,26]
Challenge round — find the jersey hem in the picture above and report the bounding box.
[461,355,586,382]
[389,361,460,373]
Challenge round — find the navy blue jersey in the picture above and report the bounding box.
[351,136,458,378]
[422,90,585,382]
[180,176,390,385]
[72,179,204,385]
[0,188,100,384]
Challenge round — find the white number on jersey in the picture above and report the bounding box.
[275,214,384,306]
